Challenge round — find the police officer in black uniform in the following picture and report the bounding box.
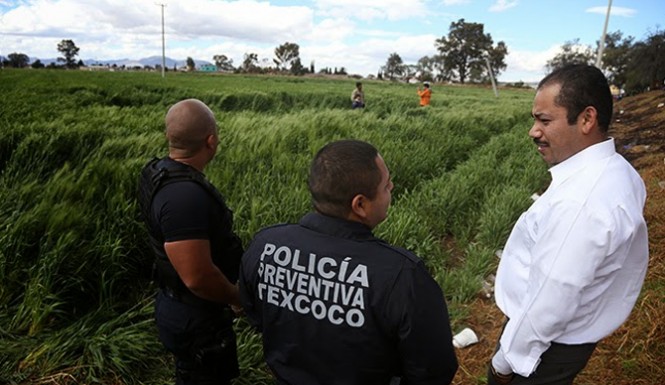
[138,99,243,385]
[238,139,458,385]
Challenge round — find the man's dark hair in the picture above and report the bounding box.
[356,82,362,88]
[538,64,613,132]
[308,140,381,218]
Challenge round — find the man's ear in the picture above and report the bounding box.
[580,106,598,134]
[350,194,368,219]
[206,134,216,149]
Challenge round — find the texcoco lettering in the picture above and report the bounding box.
[257,242,369,327]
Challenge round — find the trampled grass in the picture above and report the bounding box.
[0,69,541,384]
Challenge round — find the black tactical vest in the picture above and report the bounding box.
[138,157,243,301]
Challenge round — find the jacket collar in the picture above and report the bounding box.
[299,212,376,241]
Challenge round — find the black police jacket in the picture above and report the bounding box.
[239,212,458,385]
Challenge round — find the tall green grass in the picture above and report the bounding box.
[0,69,543,384]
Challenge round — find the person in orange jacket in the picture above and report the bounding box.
[417,82,432,106]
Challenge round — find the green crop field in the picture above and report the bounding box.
[0,69,548,384]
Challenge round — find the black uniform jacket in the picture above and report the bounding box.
[239,212,458,385]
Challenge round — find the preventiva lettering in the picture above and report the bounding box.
[257,242,369,327]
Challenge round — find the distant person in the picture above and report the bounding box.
[417,82,432,106]
[351,82,365,109]
[488,64,649,385]
[138,99,244,385]
[239,140,458,385]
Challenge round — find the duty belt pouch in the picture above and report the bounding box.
[193,324,239,381]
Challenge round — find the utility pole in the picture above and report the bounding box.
[157,3,166,78]
[485,55,498,97]
[595,0,612,69]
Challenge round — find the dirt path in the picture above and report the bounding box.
[452,90,665,385]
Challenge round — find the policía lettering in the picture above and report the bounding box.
[257,243,369,327]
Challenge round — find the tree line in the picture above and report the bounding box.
[217,19,509,84]
[546,28,664,94]
[2,39,81,69]
[2,19,663,93]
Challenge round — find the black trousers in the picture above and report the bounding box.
[487,340,597,385]
[155,290,239,385]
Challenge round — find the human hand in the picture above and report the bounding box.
[231,304,245,317]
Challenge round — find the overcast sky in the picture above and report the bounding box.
[0,0,662,82]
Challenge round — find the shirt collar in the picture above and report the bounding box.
[549,138,616,185]
[299,212,376,241]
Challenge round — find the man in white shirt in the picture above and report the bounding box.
[488,64,649,385]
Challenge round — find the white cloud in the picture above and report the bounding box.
[489,0,518,13]
[442,0,470,5]
[314,0,428,21]
[164,0,313,42]
[586,6,636,17]
[0,0,314,60]
[0,0,654,81]
[307,18,356,43]
[501,45,561,82]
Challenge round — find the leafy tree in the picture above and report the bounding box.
[57,39,80,69]
[488,41,508,79]
[382,52,404,80]
[545,39,594,73]
[241,53,259,73]
[31,59,45,69]
[416,56,435,82]
[598,31,634,86]
[213,54,234,72]
[7,52,30,68]
[431,54,450,82]
[186,57,195,71]
[435,19,505,84]
[274,42,300,72]
[403,64,418,82]
[625,28,665,92]
[290,58,305,75]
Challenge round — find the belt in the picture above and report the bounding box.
[161,286,230,314]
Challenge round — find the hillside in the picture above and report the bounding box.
[453,89,665,385]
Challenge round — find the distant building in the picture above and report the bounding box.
[199,64,217,72]
[82,64,110,71]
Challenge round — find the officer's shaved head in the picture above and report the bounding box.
[165,99,217,157]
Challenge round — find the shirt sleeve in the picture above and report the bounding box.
[386,260,458,384]
[497,200,612,376]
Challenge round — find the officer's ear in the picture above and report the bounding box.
[205,133,218,150]
[350,194,369,220]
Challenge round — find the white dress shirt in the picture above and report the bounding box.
[492,138,649,377]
